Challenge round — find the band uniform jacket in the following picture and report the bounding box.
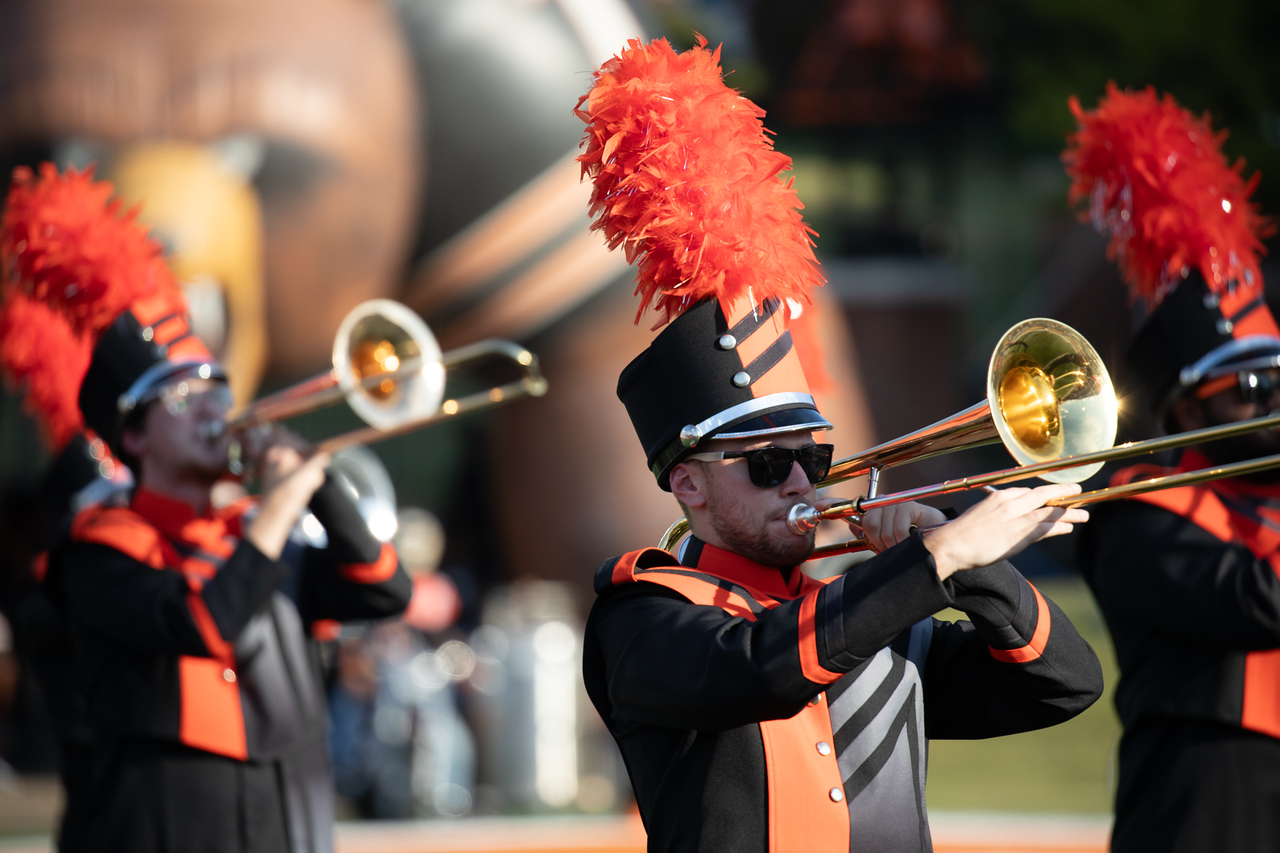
[48,477,412,853]
[584,534,1103,853]
[1077,450,1280,853]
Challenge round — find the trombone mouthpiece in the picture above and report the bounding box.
[788,504,820,535]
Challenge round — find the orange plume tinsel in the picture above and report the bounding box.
[0,163,183,449]
[0,292,94,448]
[576,36,824,328]
[1063,83,1273,306]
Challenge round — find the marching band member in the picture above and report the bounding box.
[0,164,411,853]
[576,37,1103,852]
[1069,85,1280,853]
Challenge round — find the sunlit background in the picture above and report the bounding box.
[0,0,1277,847]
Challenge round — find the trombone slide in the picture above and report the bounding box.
[313,340,548,454]
[209,299,547,457]
[793,410,1280,551]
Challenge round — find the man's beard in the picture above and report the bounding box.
[173,457,227,486]
[172,437,231,485]
[703,484,816,568]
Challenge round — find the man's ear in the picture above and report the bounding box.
[1169,395,1206,433]
[669,461,708,509]
[119,417,148,461]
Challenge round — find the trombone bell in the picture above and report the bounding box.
[997,365,1059,451]
[334,299,445,432]
[989,319,1117,483]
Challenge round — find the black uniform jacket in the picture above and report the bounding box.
[584,534,1103,853]
[49,477,412,853]
[1078,452,1280,853]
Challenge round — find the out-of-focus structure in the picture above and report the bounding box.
[0,0,422,382]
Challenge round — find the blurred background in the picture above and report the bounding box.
[0,0,1278,845]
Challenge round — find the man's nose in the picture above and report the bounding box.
[192,391,217,415]
[193,389,228,418]
[780,458,811,495]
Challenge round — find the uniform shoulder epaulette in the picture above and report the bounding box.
[70,504,165,569]
[593,547,681,594]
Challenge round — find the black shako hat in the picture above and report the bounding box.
[1124,270,1280,421]
[617,297,831,491]
[78,305,225,454]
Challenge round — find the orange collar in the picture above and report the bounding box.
[682,538,819,602]
[130,488,248,548]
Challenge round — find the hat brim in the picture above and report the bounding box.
[121,359,228,414]
[710,407,833,441]
[1196,337,1280,382]
[1192,338,1280,379]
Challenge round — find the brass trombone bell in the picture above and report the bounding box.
[989,319,1117,482]
[781,318,1116,553]
[815,318,1117,489]
[336,299,445,432]
[209,299,547,457]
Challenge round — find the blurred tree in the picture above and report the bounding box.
[971,0,1280,208]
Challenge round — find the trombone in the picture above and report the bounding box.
[658,317,1280,558]
[208,299,548,462]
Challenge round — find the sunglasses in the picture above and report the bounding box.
[1194,369,1280,405]
[685,444,834,488]
[155,379,233,417]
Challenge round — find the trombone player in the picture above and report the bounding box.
[1069,85,1280,853]
[2,164,411,853]
[577,37,1103,852]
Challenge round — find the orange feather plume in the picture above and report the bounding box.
[0,292,94,448]
[0,163,184,449]
[1063,83,1273,306]
[576,35,824,328]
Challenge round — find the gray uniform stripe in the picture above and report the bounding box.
[904,618,933,795]
[844,682,919,797]
[843,696,931,853]
[836,651,918,781]
[828,645,895,727]
[824,619,935,852]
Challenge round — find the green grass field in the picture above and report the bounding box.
[925,577,1121,814]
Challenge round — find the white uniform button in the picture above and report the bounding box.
[808,695,821,706]
[223,668,237,683]
[829,787,844,802]
[816,741,832,756]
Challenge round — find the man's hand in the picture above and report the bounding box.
[855,501,947,553]
[244,428,331,560]
[257,444,328,500]
[921,483,1088,580]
